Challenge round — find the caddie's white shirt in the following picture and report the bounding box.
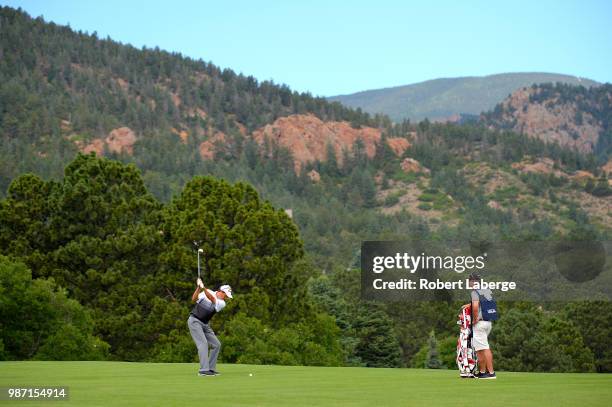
[197,289,226,312]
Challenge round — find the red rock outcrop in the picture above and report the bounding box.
[602,160,612,176]
[115,77,129,92]
[235,122,248,136]
[172,128,189,143]
[105,127,137,155]
[82,139,105,155]
[511,158,599,183]
[307,169,321,182]
[199,132,226,160]
[400,157,430,174]
[487,200,502,210]
[78,127,137,156]
[489,87,602,153]
[571,170,596,182]
[252,114,381,170]
[511,158,565,177]
[187,107,207,120]
[387,137,411,156]
[60,119,71,131]
[251,114,409,171]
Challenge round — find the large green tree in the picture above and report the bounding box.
[160,175,307,326]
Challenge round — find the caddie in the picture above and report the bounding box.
[464,272,498,379]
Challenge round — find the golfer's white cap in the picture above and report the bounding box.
[219,284,233,299]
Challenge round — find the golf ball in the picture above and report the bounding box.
[249,373,253,377]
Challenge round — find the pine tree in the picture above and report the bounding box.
[426,330,442,369]
[323,142,339,176]
[353,306,402,368]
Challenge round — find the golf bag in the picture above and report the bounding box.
[456,305,477,378]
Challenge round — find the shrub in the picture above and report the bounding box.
[34,324,109,361]
[418,193,436,202]
[221,312,344,366]
[418,202,433,211]
[0,256,109,361]
[492,307,595,372]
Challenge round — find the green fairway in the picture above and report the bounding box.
[1,362,611,407]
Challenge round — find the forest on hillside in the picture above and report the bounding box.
[0,6,395,194]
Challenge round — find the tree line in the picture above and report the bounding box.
[1,154,610,372]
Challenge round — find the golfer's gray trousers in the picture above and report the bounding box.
[187,315,221,371]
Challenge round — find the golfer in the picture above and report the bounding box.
[188,278,233,376]
[466,272,497,379]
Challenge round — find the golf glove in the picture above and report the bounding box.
[197,278,204,289]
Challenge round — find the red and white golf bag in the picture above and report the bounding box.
[456,305,477,378]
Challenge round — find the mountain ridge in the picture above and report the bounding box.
[329,72,600,122]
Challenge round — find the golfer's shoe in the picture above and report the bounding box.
[477,372,497,380]
[474,371,487,379]
[198,370,215,377]
[209,370,221,376]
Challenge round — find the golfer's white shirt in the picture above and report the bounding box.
[197,289,226,312]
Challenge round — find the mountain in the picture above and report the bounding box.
[1,5,610,259]
[328,73,600,122]
[482,82,612,157]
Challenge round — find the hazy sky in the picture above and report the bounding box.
[4,0,612,96]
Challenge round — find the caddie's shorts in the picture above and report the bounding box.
[473,320,492,351]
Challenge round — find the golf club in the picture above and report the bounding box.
[197,248,203,279]
[193,241,204,288]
